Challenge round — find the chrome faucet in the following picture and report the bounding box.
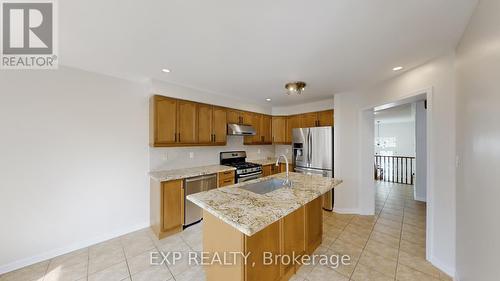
[276,154,292,187]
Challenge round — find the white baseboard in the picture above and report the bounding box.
[0,222,149,275]
[332,207,360,214]
[428,255,455,279]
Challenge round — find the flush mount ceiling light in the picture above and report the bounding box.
[392,66,404,71]
[285,81,306,95]
[161,68,171,73]
[266,98,272,102]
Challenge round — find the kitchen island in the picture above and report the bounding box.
[187,172,342,281]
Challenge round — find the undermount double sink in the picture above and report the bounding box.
[238,178,289,194]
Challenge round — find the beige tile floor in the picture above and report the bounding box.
[1,182,452,281]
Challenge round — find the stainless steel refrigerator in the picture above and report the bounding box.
[292,126,334,211]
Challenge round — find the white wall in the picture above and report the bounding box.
[271,97,334,115]
[415,100,427,202]
[374,121,416,156]
[334,53,457,275]
[0,67,150,273]
[455,0,500,280]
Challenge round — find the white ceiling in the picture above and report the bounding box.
[375,104,414,124]
[59,0,477,106]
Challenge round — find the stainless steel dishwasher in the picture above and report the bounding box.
[184,174,217,226]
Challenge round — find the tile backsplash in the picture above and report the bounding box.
[150,136,277,171]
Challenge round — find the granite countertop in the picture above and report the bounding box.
[248,157,292,166]
[187,172,342,236]
[149,165,236,182]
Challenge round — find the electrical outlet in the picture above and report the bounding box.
[257,149,261,154]
[163,152,168,160]
[189,152,194,159]
[285,149,289,154]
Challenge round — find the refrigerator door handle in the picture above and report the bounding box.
[306,130,309,166]
[308,130,312,166]
[310,130,313,164]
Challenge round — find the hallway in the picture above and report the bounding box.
[301,181,450,280]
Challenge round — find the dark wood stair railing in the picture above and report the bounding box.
[374,155,415,185]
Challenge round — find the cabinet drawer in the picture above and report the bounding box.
[218,170,235,187]
[219,177,235,187]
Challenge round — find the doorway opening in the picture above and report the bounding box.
[358,90,432,262]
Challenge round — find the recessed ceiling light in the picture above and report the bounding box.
[161,68,171,73]
[266,98,272,102]
[392,66,404,71]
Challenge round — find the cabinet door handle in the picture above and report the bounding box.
[174,132,177,142]
[178,133,181,142]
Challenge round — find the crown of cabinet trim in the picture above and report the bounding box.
[150,95,333,147]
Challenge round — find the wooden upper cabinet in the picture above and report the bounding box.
[244,113,261,144]
[197,104,214,144]
[213,107,227,144]
[152,96,177,145]
[285,116,293,143]
[198,104,227,145]
[300,112,319,128]
[317,110,334,126]
[177,100,198,144]
[150,94,333,147]
[261,115,272,144]
[244,113,272,145]
[241,111,253,125]
[226,109,241,124]
[289,115,301,129]
[227,109,253,125]
[272,116,287,144]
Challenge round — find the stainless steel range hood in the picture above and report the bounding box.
[227,123,256,136]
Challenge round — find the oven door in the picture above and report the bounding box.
[237,171,262,183]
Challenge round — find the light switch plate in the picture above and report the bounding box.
[257,149,261,154]
[189,152,194,159]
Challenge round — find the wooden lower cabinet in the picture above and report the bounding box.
[262,164,281,177]
[279,163,294,174]
[262,165,272,177]
[150,179,184,239]
[271,164,280,175]
[245,221,281,281]
[305,196,323,254]
[282,207,306,277]
[203,198,323,281]
[218,170,235,187]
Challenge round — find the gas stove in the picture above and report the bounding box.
[220,151,262,182]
